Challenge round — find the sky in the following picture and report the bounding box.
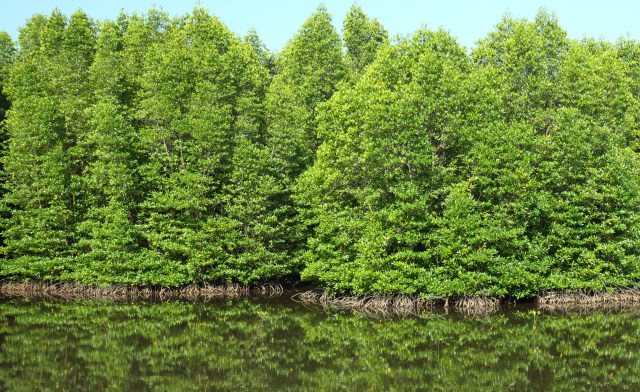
[0,0,639,51]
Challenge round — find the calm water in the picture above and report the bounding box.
[0,296,639,391]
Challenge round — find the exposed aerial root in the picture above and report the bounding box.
[538,288,640,312]
[454,295,500,316]
[0,281,284,301]
[294,290,437,317]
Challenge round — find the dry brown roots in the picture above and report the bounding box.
[5,282,640,315]
[538,288,640,312]
[0,282,284,301]
[292,290,434,317]
[453,295,501,316]
[293,291,503,317]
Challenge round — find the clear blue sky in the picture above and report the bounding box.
[1,0,639,51]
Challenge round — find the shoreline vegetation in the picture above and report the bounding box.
[2,5,640,306]
[3,282,640,316]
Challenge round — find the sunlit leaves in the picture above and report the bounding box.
[343,5,388,76]
[1,11,96,280]
[1,6,640,297]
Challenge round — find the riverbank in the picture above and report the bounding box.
[0,282,283,302]
[3,281,640,316]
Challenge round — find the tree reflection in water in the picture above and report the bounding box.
[0,298,638,391]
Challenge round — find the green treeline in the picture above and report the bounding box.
[1,6,640,298]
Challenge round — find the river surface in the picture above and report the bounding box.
[0,295,639,391]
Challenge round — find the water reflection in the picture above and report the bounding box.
[0,297,638,391]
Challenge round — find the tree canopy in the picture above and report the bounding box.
[1,7,640,299]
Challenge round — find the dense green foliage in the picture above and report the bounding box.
[0,31,15,247]
[343,5,388,76]
[0,31,12,123]
[1,6,640,298]
[297,11,640,298]
[1,11,96,279]
[1,298,640,390]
